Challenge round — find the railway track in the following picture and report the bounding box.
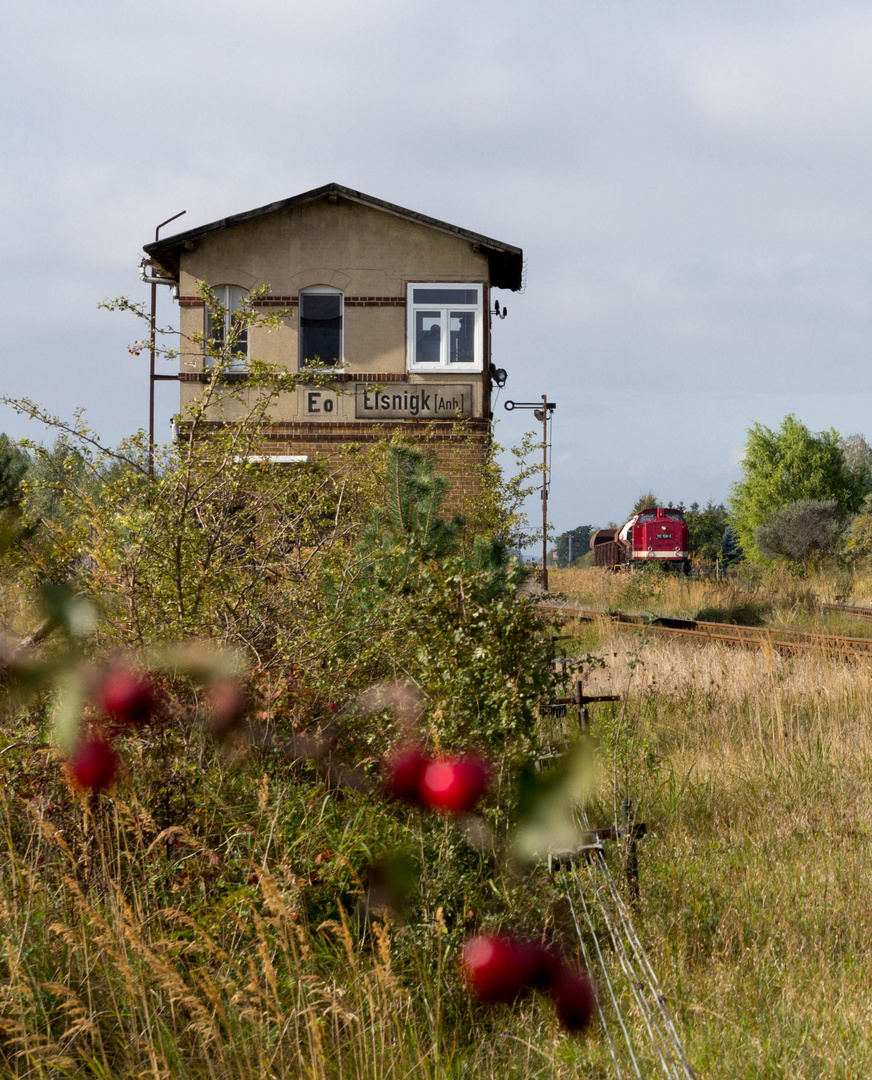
[821,602,872,621]
[540,602,872,658]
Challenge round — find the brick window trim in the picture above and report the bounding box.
[178,295,406,308]
[178,371,409,384]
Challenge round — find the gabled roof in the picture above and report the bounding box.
[143,182,524,291]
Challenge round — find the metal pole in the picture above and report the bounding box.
[149,277,157,475]
[541,393,549,590]
[148,210,186,476]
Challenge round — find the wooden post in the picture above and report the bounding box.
[574,681,589,733]
[622,796,640,903]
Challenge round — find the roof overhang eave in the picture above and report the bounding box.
[142,183,524,290]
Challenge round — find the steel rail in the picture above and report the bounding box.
[821,602,872,621]
[539,603,872,658]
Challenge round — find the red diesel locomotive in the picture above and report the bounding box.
[591,507,690,573]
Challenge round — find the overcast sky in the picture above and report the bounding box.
[3,0,872,535]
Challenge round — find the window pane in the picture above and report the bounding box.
[208,309,225,345]
[449,311,475,364]
[301,326,341,365]
[301,294,341,322]
[415,312,441,362]
[230,316,248,359]
[413,288,478,305]
[301,293,342,366]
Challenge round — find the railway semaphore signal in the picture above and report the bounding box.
[504,395,556,589]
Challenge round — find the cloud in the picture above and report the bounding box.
[682,10,872,145]
[4,0,872,531]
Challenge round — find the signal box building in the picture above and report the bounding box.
[142,183,523,501]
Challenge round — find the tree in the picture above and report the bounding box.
[755,499,843,569]
[331,443,551,747]
[839,434,872,493]
[685,501,729,564]
[0,434,30,512]
[552,525,594,567]
[729,415,865,562]
[720,525,744,568]
[632,490,660,513]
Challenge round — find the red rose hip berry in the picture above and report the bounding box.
[419,755,489,814]
[461,935,534,1004]
[551,965,595,1032]
[517,940,562,993]
[97,669,155,727]
[385,745,430,805]
[70,736,117,792]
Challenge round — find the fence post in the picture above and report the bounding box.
[622,796,640,903]
[574,680,589,733]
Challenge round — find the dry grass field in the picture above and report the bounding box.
[547,566,872,1077]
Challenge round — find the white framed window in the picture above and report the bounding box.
[299,286,343,369]
[205,285,249,371]
[407,283,483,372]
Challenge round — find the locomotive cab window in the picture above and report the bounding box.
[407,283,483,371]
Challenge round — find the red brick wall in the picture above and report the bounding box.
[181,419,492,515]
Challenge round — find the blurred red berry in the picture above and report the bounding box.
[97,669,155,727]
[551,965,595,1032]
[420,754,489,814]
[461,935,533,1004]
[207,681,249,737]
[517,940,562,993]
[385,745,430,805]
[328,701,339,713]
[70,737,117,792]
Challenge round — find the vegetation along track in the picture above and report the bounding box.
[540,602,872,659]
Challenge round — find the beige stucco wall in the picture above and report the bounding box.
[176,197,492,423]
[178,198,490,296]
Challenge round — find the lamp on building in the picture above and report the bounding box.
[489,363,508,388]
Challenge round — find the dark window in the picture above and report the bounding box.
[300,290,343,367]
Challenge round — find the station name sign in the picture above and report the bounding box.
[355,384,473,420]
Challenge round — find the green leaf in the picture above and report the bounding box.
[38,584,97,641]
[510,741,596,862]
[52,671,87,754]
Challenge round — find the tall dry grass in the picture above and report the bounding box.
[0,748,612,1080]
[569,621,872,1078]
[552,565,872,635]
[0,785,454,1080]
